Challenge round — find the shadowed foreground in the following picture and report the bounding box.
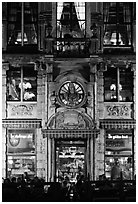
[2,176,136,202]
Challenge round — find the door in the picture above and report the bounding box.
[55,139,87,183]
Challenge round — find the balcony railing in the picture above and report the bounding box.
[44,38,98,57]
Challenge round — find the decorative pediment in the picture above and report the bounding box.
[47,110,94,129]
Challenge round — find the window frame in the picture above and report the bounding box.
[6,129,36,178]
[103,2,133,48]
[6,65,37,102]
[56,2,86,39]
[7,2,38,49]
[104,66,133,102]
[104,129,134,180]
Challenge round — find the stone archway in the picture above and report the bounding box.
[44,110,97,181]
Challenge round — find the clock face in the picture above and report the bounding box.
[58,81,85,108]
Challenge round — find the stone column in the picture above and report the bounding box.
[2,63,9,119]
[44,136,48,181]
[95,129,105,180]
[133,128,136,178]
[90,137,93,180]
[48,137,51,181]
[52,3,56,38]
[133,20,136,53]
[132,64,136,177]
[37,69,43,119]
[36,128,45,178]
[2,63,9,178]
[86,3,92,37]
[2,128,7,178]
[51,138,55,181]
[86,136,90,178]
[97,70,104,121]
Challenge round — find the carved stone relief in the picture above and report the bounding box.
[104,103,132,119]
[47,110,93,129]
[7,103,37,118]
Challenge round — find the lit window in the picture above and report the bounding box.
[105,130,133,180]
[56,2,88,56]
[7,129,36,178]
[103,3,132,47]
[7,66,37,101]
[104,66,133,102]
[57,2,85,38]
[7,3,38,46]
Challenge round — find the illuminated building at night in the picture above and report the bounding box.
[2,2,136,182]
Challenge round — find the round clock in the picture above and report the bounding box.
[58,81,86,108]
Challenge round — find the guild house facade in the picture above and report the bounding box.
[2,2,136,182]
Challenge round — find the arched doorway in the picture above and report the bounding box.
[43,110,99,181]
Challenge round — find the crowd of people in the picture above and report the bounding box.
[2,173,136,202]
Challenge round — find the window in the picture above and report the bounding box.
[104,66,133,102]
[56,2,88,56]
[7,3,38,47]
[7,65,37,101]
[57,2,85,38]
[103,3,132,47]
[105,130,133,180]
[7,130,36,178]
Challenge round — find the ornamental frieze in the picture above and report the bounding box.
[104,103,132,119]
[7,103,37,118]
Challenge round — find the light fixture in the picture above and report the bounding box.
[16,32,28,43]
[110,32,122,45]
[110,84,116,91]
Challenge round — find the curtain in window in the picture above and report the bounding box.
[103,3,132,46]
[7,2,37,45]
[57,2,63,20]
[74,2,85,31]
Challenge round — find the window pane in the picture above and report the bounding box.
[105,156,133,180]
[7,155,35,178]
[104,68,117,101]
[121,2,132,23]
[24,3,38,23]
[57,2,85,38]
[7,130,36,178]
[7,3,21,45]
[119,68,133,102]
[24,3,37,44]
[105,130,133,180]
[105,131,132,155]
[24,24,37,44]
[104,24,131,46]
[7,68,21,101]
[103,2,132,47]
[8,131,35,154]
[7,2,38,46]
[23,67,37,101]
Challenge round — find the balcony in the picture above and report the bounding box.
[44,38,98,57]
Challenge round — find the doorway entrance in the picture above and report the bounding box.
[55,139,87,183]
